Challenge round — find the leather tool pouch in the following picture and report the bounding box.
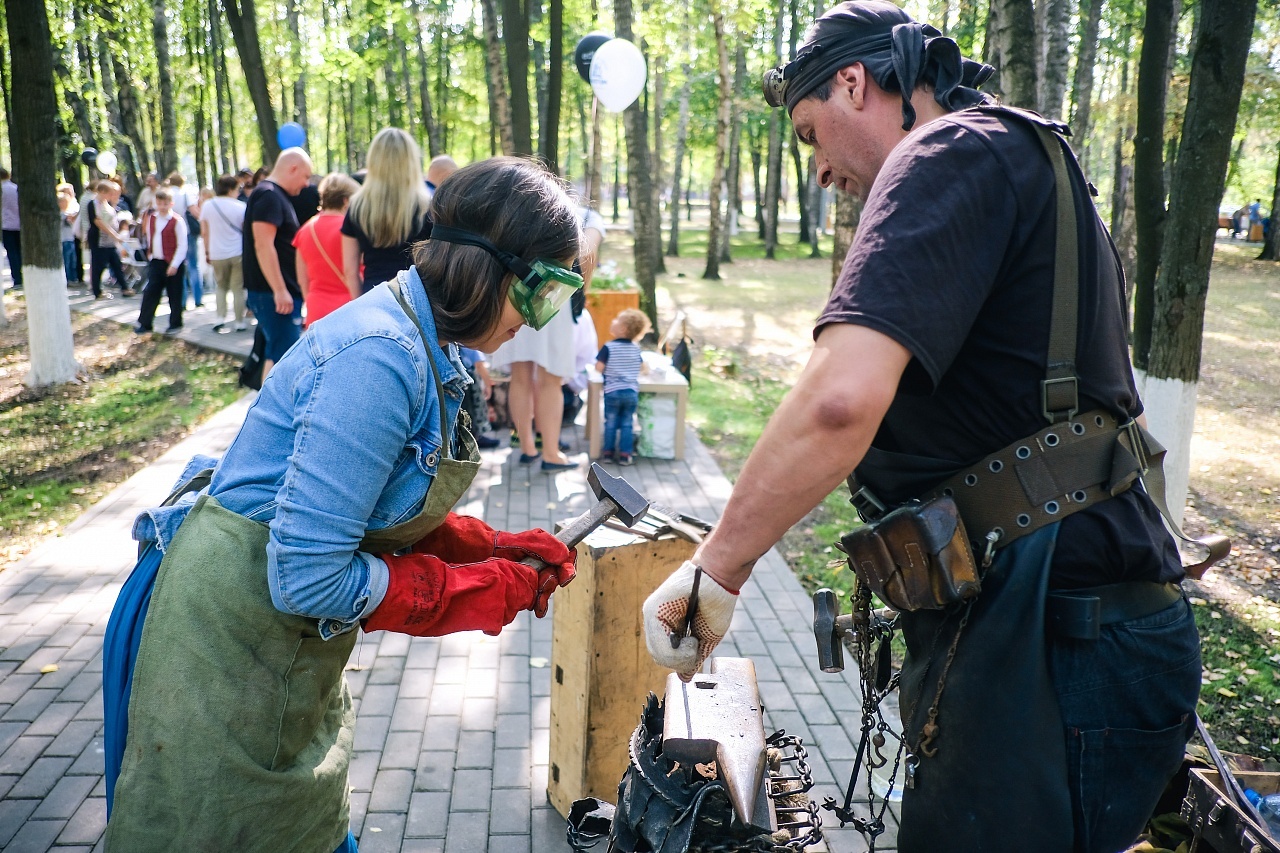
[838,496,981,612]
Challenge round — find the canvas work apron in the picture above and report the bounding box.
[106,281,479,852]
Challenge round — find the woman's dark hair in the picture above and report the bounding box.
[215,175,239,196]
[413,157,582,343]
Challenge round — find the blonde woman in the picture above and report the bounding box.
[341,128,433,294]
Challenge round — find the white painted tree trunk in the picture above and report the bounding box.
[24,266,82,386]
[1133,367,1198,528]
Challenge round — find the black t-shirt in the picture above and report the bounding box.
[340,207,432,292]
[291,184,320,226]
[242,181,301,297]
[817,108,1180,588]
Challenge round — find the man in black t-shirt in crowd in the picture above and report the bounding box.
[243,148,313,380]
[642,3,1202,852]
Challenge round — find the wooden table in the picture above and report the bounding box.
[584,366,689,460]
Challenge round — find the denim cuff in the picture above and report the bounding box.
[317,551,389,640]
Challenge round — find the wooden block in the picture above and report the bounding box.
[547,531,696,816]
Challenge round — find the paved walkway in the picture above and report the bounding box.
[0,290,898,852]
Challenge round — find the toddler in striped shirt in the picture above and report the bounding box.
[595,308,651,465]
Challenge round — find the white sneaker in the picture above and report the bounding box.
[234,322,248,331]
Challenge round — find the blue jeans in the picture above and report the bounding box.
[183,231,202,306]
[1048,596,1201,852]
[603,389,639,454]
[244,289,303,362]
[62,240,78,283]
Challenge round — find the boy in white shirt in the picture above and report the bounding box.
[133,189,189,334]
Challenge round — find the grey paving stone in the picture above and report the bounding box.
[31,774,97,820]
[496,683,531,716]
[491,749,530,790]
[401,838,445,853]
[0,736,55,776]
[359,684,400,718]
[808,724,858,761]
[0,720,27,755]
[443,810,489,853]
[4,817,64,853]
[390,697,431,733]
[456,731,494,770]
[415,751,456,792]
[406,790,451,837]
[494,714,531,750]
[379,730,424,770]
[368,653,407,685]
[0,774,15,799]
[31,657,86,691]
[349,791,370,837]
[460,697,496,732]
[0,674,39,704]
[358,812,406,852]
[529,806,572,852]
[450,769,492,811]
[399,668,435,700]
[25,702,80,737]
[10,757,76,799]
[488,787,530,835]
[429,683,466,717]
[345,667,371,700]
[54,671,99,704]
[354,715,391,752]
[65,737,104,776]
[45,722,101,759]
[794,691,840,726]
[349,750,381,794]
[434,656,468,685]
[423,715,461,751]
[369,768,415,813]
[487,834,529,853]
[406,640,441,670]
[56,795,105,847]
[0,798,39,848]
[71,690,102,721]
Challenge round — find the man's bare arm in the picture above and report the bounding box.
[694,324,911,591]
[252,221,294,314]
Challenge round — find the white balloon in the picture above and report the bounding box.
[96,151,118,175]
[589,38,647,112]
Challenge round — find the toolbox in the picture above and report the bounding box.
[1183,768,1280,853]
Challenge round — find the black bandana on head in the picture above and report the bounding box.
[762,0,994,130]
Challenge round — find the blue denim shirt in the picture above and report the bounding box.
[133,269,471,638]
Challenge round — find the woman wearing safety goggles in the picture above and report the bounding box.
[103,157,585,853]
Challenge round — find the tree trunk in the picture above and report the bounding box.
[830,191,862,284]
[501,0,533,155]
[54,51,97,154]
[792,136,809,243]
[95,30,124,167]
[652,61,664,197]
[1141,0,1255,526]
[702,0,731,280]
[808,154,822,258]
[152,0,179,175]
[987,0,1038,108]
[720,44,747,264]
[750,126,765,238]
[615,0,662,334]
[540,0,563,173]
[210,0,232,172]
[1069,0,1103,150]
[587,98,603,208]
[110,54,149,194]
[414,10,440,157]
[286,0,307,131]
[222,0,281,164]
[1130,0,1178,371]
[1037,0,1071,119]
[480,0,515,155]
[763,0,785,257]
[1258,148,1280,261]
[7,0,80,384]
[665,64,691,257]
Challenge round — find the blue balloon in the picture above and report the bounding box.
[277,122,306,150]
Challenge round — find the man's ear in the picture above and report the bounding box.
[834,63,867,109]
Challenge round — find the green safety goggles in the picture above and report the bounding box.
[429,224,583,331]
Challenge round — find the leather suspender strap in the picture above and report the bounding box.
[1032,123,1080,424]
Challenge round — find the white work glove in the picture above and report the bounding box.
[643,561,739,682]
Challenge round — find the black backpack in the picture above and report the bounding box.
[237,326,267,390]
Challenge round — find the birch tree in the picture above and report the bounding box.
[8,0,80,385]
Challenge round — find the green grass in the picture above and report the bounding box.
[0,321,244,562]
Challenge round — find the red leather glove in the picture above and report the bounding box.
[363,552,540,637]
[411,513,572,567]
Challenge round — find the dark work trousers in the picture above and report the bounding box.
[90,246,125,297]
[137,260,185,331]
[2,229,22,288]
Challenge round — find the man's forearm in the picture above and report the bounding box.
[694,325,910,591]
